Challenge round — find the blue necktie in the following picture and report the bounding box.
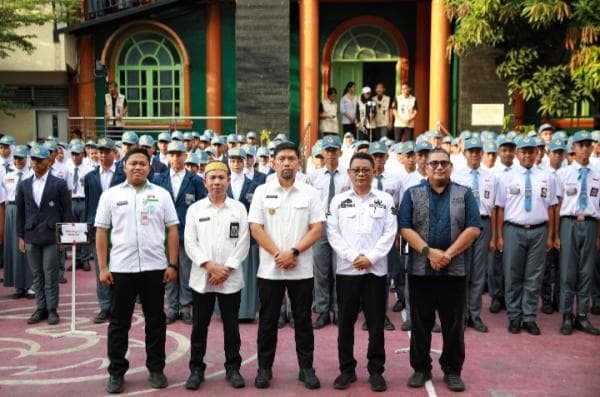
[327,170,336,210]
[375,175,383,191]
[579,167,589,210]
[471,169,480,207]
[524,169,532,212]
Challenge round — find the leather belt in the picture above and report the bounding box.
[505,221,547,229]
[7,201,16,205]
[72,197,85,202]
[562,215,596,222]
[480,215,490,220]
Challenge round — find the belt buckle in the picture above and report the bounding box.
[524,224,531,229]
[576,215,585,222]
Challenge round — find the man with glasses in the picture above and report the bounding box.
[327,152,396,391]
[399,148,481,392]
[248,141,325,389]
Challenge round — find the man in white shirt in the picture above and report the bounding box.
[248,142,325,390]
[306,135,350,330]
[96,148,179,394]
[451,137,496,333]
[184,161,250,390]
[67,142,92,271]
[328,151,396,392]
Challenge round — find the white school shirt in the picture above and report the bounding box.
[451,166,496,216]
[373,169,404,209]
[32,170,49,207]
[185,197,250,294]
[327,188,397,276]
[170,168,185,199]
[495,164,557,225]
[556,161,600,218]
[402,169,427,190]
[94,181,179,272]
[67,162,92,198]
[2,167,31,201]
[248,178,326,280]
[230,172,245,200]
[100,164,116,192]
[306,166,351,210]
[340,94,358,125]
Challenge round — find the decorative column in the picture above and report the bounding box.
[206,3,223,132]
[299,0,319,149]
[77,35,96,138]
[414,0,431,136]
[428,0,450,131]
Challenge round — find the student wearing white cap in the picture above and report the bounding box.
[357,86,376,141]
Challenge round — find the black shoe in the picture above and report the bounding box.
[148,371,168,389]
[82,261,91,271]
[106,374,125,394]
[27,309,48,324]
[432,322,441,333]
[407,371,431,388]
[289,316,295,329]
[560,314,573,335]
[254,368,272,389]
[384,316,395,331]
[574,316,600,335]
[401,319,412,331]
[59,277,67,284]
[541,302,554,314]
[298,368,320,389]
[94,310,110,324]
[522,321,541,335]
[277,313,287,329]
[333,371,357,390]
[444,373,466,392]
[393,300,405,312]
[369,373,387,392]
[12,289,27,299]
[47,309,59,325]
[590,304,600,316]
[66,265,73,271]
[508,319,521,334]
[185,368,204,390]
[489,297,502,313]
[332,311,338,325]
[26,292,35,299]
[362,320,368,331]
[312,312,331,329]
[181,312,193,325]
[166,312,178,324]
[467,316,488,333]
[226,369,245,388]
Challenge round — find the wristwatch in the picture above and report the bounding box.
[291,248,300,257]
[420,245,430,257]
[168,264,178,271]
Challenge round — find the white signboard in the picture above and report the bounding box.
[471,104,504,126]
[58,223,90,244]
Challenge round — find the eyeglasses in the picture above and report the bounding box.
[427,160,452,169]
[349,167,372,175]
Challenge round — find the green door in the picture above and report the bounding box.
[331,61,362,131]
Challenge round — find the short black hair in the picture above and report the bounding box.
[273,141,300,158]
[349,151,374,168]
[426,147,451,161]
[123,147,150,164]
[327,87,337,96]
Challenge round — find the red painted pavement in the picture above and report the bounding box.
[1,262,599,397]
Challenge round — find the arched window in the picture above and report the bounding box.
[116,32,183,118]
[332,25,399,62]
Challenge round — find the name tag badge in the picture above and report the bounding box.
[117,200,128,206]
[198,217,210,222]
[541,187,548,198]
[140,211,149,225]
[566,187,578,196]
[591,188,599,198]
[484,190,490,199]
[185,193,195,205]
[509,185,520,195]
[230,222,239,238]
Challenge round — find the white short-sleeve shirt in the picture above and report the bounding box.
[556,161,600,218]
[248,178,326,280]
[94,181,179,272]
[451,166,496,216]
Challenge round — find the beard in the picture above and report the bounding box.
[281,169,294,180]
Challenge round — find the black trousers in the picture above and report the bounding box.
[189,290,242,372]
[108,270,166,377]
[257,277,314,370]
[337,274,386,375]
[408,275,466,375]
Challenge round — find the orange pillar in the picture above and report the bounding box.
[299,0,319,150]
[514,90,525,128]
[414,0,431,136]
[78,35,96,138]
[206,3,223,133]
[428,0,450,131]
